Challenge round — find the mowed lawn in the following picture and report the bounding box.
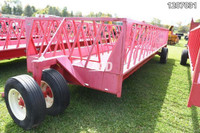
[0,39,200,133]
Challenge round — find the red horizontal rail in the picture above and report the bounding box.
[123,21,168,72]
[26,18,122,63]
[0,18,25,50]
[26,17,168,69]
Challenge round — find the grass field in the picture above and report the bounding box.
[1,39,200,133]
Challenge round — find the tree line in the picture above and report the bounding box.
[150,18,193,34]
[0,0,113,18]
[2,0,198,34]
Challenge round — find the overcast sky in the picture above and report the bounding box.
[1,0,200,26]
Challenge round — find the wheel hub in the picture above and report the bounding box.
[18,97,25,107]
[41,81,54,108]
[8,89,26,120]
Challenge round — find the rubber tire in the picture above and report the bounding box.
[160,47,168,64]
[42,68,70,116]
[180,49,188,65]
[4,75,46,130]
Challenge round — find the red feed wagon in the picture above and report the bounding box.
[4,17,169,129]
[0,18,27,60]
[180,24,200,107]
[0,18,100,61]
[0,18,64,60]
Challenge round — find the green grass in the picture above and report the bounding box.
[175,37,188,47]
[1,39,200,133]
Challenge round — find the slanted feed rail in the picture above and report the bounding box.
[0,17,99,60]
[0,18,26,60]
[0,18,63,60]
[4,17,169,129]
[182,25,200,107]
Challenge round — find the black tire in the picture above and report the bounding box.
[180,49,188,65]
[160,47,168,64]
[4,75,46,130]
[41,68,70,116]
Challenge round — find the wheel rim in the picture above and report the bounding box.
[41,81,54,108]
[8,89,26,121]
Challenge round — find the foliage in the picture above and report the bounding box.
[150,18,189,33]
[150,18,161,27]
[1,0,22,15]
[196,19,200,22]
[178,26,189,33]
[75,11,82,17]
[87,11,95,17]
[162,24,170,29]
[62,7,68,17]
[86,11,112,18]
[1,2,12,14]
[24,5,33,17]
[13,5,23,15]
[31,6,36,13]
[32,7,48,16]
[0,0,114,18]
[70,11,74,17]
[47,6,61,16]
[176,22,189,33]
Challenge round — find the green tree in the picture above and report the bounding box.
[96,12,102,17]
[53,7,60,16]
[13,5,23,15]
[1,2,12,14]
[88,11,95,17]
[13,6,17,14]
[70,11,74,17]
[31,6,36,13]
[75,11,82,17]
[62,7,68,17]
[178,25,189,33]
[7,0,21,7]
[151,18,161,26]
[176,22,189,33]
[33,6,48,16]
[24,5,33,17]
[163,24,170,29]
[106,13,112,17]
[196,19,200,22]
[47,6,61,16]
[48,6,54,15]
[100,13,112,17]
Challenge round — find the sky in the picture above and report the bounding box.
[1,0,200,26]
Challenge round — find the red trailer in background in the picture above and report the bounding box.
[0,18,104,61]
[0,18,65,60]
[3,17,169,129]
[0,18,26,60]
[190,19,200,30]
[181,23,200,107]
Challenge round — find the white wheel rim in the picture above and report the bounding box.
[8,89,26,121]
[41,81,54,108]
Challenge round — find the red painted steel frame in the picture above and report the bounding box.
[0,18,26,60]
[0,18,99,60]
[187,25,200,107]
[26,17,168,97]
